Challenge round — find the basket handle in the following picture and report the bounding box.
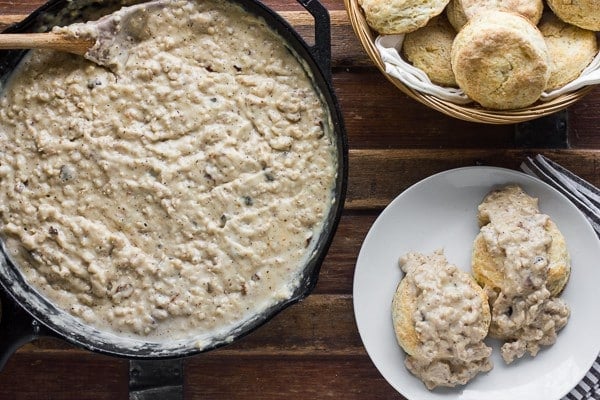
[296,0,332,83]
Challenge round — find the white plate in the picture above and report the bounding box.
[353,166,600,400]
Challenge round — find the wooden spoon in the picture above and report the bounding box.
[0,32,94,57]
[0,0,165,68]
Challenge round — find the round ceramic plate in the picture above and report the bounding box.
[353,166,600,400]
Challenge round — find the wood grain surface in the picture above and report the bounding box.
[0,1,599,399]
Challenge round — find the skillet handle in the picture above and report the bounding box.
[296,0,332,83]
[0,290,50,371]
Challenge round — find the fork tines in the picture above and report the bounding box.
[521,154,600,238]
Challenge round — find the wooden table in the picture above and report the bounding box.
[0,1,599,399]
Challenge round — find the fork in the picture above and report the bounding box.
[521,154,600,238]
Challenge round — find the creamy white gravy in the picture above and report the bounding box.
[0,0,337,341]
[399,251,493,389]
[478,185,569,363]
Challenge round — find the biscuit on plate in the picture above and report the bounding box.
[445,0,543,31]
[358,0,451,34]
[451,10,550,110]
[402,15,457,87]
[538,12,598,91]
[472,186,571,341]
[393,250,492,390]
[546,0,600,31]
[472,219,571,303]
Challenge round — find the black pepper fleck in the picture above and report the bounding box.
[264,171,275,182]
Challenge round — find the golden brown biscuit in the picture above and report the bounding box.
[392,275,420,356]
[358,0,451,34]
[451,10,550,110]
[538,12,598,91]
[393,261,492,355]
[471,185,571,339]
[472,219,571,300]
[393,251,492,389]
[446,0,543,31]
[546,0,600,31]
[402,16,457,87]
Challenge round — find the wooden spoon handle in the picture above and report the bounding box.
[0,32,93,56]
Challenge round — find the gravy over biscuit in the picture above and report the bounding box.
[397,251,492,389]
[478,185,570,363]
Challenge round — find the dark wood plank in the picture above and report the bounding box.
[569,89,600,148]
[346,148,600,209]
[0,351,405,400]
[0,351,128,400]
[314,213,375,294]
[185,354,404,400]
[334,70,516,149]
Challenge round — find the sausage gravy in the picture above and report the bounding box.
[0,0,337,342]
[478,185,570,363]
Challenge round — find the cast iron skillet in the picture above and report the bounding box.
[0,0,348,368]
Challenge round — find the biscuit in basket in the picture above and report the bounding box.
[451,10,550,110]
[393,250,492,390]
[358,0,451,34]
[546,0,600,31]
[446,0,543,31]
[402,15,457,87]
[538,12,598,91]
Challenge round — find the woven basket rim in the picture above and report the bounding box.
[344,0,596,124]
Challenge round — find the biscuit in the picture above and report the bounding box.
[393,257,491,355]
[393,251,492,389]
[546,0,600,31]
[472,188,571,340]
[472,219,571,300]
[538,12,598,91]
[451,11,550,110]
[402,15,457,87]
[358,0,451,34]
[446,0,543,31]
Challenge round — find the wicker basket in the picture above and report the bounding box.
[344,0,598,124]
